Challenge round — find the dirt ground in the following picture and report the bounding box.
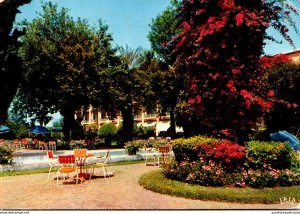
[0,163,299,210]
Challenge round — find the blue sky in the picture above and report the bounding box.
[15,0,300,55]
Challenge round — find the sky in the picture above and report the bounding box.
[14,0,300,125]
[15,0,300,55]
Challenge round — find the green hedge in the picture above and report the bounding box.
[171,136,219,163]
[163,136,300,188]
[0,146,13,164]
[245,141,300,170]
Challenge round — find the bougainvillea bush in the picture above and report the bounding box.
[171,0,299,142]
[260,54,300,133]
[164,137,300,188]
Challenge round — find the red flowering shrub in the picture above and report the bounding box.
[260,56,300,133]
[259,54,291,70]
[163,136,300,188]
[171,0,299,142]
[171,136,219,163]
[197,140,246,172]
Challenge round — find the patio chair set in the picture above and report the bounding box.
[47,149,113,186]
[0,138,57,152]
[143,142,173,167]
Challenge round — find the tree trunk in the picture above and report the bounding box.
[120,105,134,145]
[0,104,9,124]
[169,108,176,137]
[0,0,32,124]
[0,57,20,124]
[61,108,83,141]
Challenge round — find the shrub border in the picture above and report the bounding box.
[138,169,300,204]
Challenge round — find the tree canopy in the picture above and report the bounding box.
[14,2,118,139]
[148,0,186,136]
[148,0,181,64]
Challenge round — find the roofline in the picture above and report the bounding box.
[280,49,300,55]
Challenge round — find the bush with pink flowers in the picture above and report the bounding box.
[164,137,300,188]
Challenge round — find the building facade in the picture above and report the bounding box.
[80,105,181,136]
[283,49,300,64]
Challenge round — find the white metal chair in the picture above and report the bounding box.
[143,147,159,166]
[47,150,60,180]
[90,151,113,179]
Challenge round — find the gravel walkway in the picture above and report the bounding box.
[0,163,298,209]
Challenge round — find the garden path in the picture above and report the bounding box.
[0,163,298,209]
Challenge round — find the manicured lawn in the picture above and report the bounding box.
[0,159,145,177]
[139,169,300,204]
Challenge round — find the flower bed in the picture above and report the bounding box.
[163,136,300,188]
[69,140,87,149]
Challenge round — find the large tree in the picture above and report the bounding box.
[171,0,299,142]
[14,2,118,139]
[148,0,186,136]
[148,0,181,64]
[99,46,147,144]
[260,54,300,134]
[0,0,32,124]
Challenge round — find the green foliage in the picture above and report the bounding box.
[5,120,29,139]
[144,139,168,148]
[245,141,300,170]
[242,168,300,188]
[148,0,187,136]
[98,47,152,143]
[124,140,141,155]
[56,140,71,150]
[0,0,32,123]
[171,136,218,163]
[98,123,117,137]
[15,2,118,139]
[164,136,300,188]
[135,125,155,139]
[98,123,117,146]
[263,63,300,133]
[69,140,86,149]
[50,132,64,140]
[148,3,187,135]
[148,0,181,64]
[0,146,13,164]
[139,170,300,204]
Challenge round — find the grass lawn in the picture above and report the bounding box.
[139,169,300,204]
[0,159,145,177]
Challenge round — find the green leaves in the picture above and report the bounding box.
[15,2,117,137]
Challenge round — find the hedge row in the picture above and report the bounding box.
[164,136,300,188]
